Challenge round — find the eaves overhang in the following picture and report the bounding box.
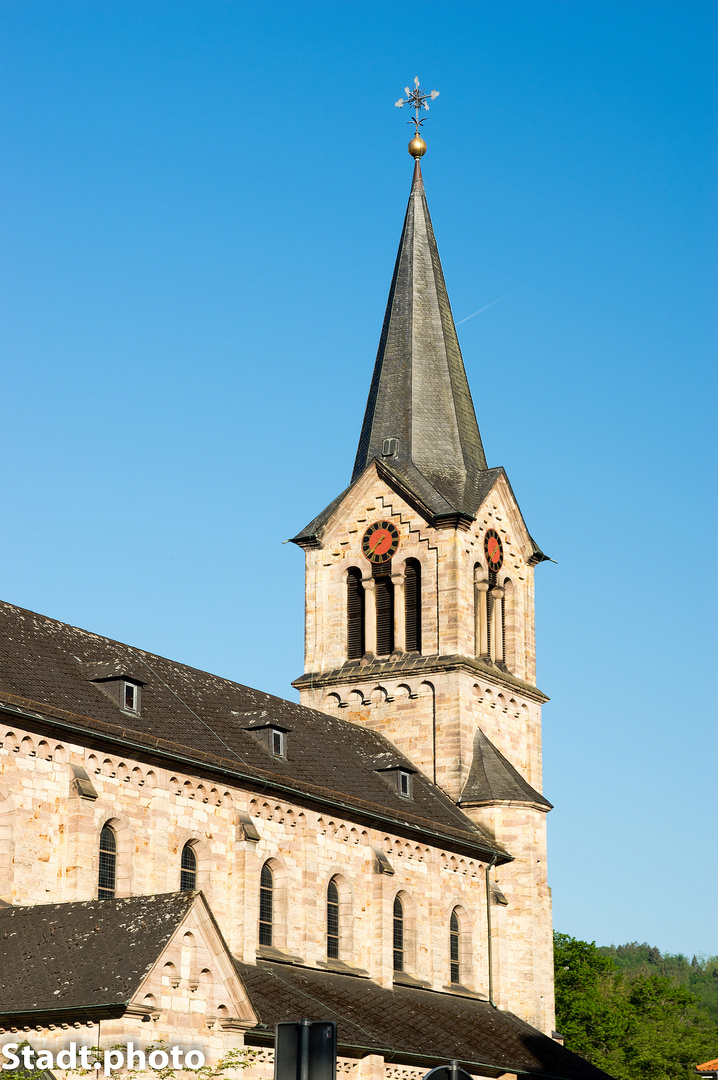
[0,695,510,865]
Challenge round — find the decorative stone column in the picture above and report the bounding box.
[391,570,406,653]
[475,579,489,657]
[362,575,377,656]
[489,587,505,663]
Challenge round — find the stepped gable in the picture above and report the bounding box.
[0,893,195,1021]
[237,958,613,1080]
[0,600,506,860]
[460,728,553,810]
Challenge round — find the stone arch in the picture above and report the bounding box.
[97,816,133,898]
[87,754,100,774]
[370,686,387,705]
[449,903,474,988]
[2,731,18,752]
[103,758,115,777]
[162,961,180,989]
[323,693,341,711]
[117,763,129,783]
[325,871,353,963]
[132,767,144,786]
[53,744,67,764]
[0,787,16,900]
[20,736,34,756]
[181,930,199,990]
[145,770,157,789]
[258,855,289,950]
[173,832,211,894]
[393,889,417,974]
[37,740,52,761]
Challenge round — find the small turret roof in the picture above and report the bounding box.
[460,728,553,810]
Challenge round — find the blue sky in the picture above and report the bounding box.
[1,2,715,957]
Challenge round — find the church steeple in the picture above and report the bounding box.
[351,152,488,522]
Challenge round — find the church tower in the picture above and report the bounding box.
[292,110,555,1032]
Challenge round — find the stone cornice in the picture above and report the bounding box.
[293,654,549,704]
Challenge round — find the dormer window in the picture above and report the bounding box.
[238,710,291,759]
[373,756,416,799]
[271,730,285,758]
[398,770,412,798]
[123,681,139,713]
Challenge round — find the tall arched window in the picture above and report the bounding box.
[450,909,460,984]
[393,894,404,972]
[347,568,365,660]
[375,567,394,656]
[259,862,273,946]
[180,842,197,891]
[327,877,340,959]
[98,823,117,899]
[404,559,421,653]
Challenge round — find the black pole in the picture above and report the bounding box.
[299,1018,311,1080]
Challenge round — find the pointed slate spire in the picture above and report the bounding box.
[352,158,488,520]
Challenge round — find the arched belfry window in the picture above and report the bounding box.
[98,823,117,899]
[180,842,197,891]
[450,909,460,984]
[374,564,394,656]
[347,568,365,660]
[327,877,340,959]
[404,559,422,653]
[393,894,404,972]
[259,862,273,946]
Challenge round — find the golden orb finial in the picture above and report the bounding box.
[408,135,427,158]
[395,77,439,158]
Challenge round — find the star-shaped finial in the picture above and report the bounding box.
[394,76,440,135]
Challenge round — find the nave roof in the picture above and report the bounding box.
[0,599,505,861]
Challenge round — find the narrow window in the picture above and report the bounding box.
[123,682,138,712]
[450,909,460,984]
[374,565,394,656]
[180,842,197,891]
[398,770,412,798]
[98,824,117,899]
[259,862,273,946]
[272,730,285,758]
[404,559,422,653]
[347,568,365,660]
[327,877,340,959]
[393,895,404,972]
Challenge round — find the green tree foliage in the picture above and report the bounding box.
[598,942,718,1025]
[554,932,718,1080]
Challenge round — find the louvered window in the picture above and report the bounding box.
[501,594,506,661]
[98,824,117,899]
[327,877,340,959]
[347,568,365,660]
[450,909,460,984]
[374,564,394,656]
[393,895,404,972]
[404,559,421,653]
[259,862,273,946]
[180,842,197,891]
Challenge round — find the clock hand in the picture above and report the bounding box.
[369,534,387,554]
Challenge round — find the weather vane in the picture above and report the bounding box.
[395,77,439,159]
[395,76,439,134]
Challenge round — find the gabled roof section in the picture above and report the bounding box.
[459,728,553,811]
[0,601,507,862]
[236,959,613,1080]
[351,159,488,520]
[0,892,196,1021]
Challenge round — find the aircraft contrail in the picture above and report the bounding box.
[456,292,511,324]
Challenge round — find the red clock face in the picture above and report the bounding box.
[362,520,400,564]
[484,528,504,571]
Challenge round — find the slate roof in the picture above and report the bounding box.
[460,729,553,810]
[237,959,612,1080]
[0,600,506,861]
[0,893,195,1022]
[351,158,488,520]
